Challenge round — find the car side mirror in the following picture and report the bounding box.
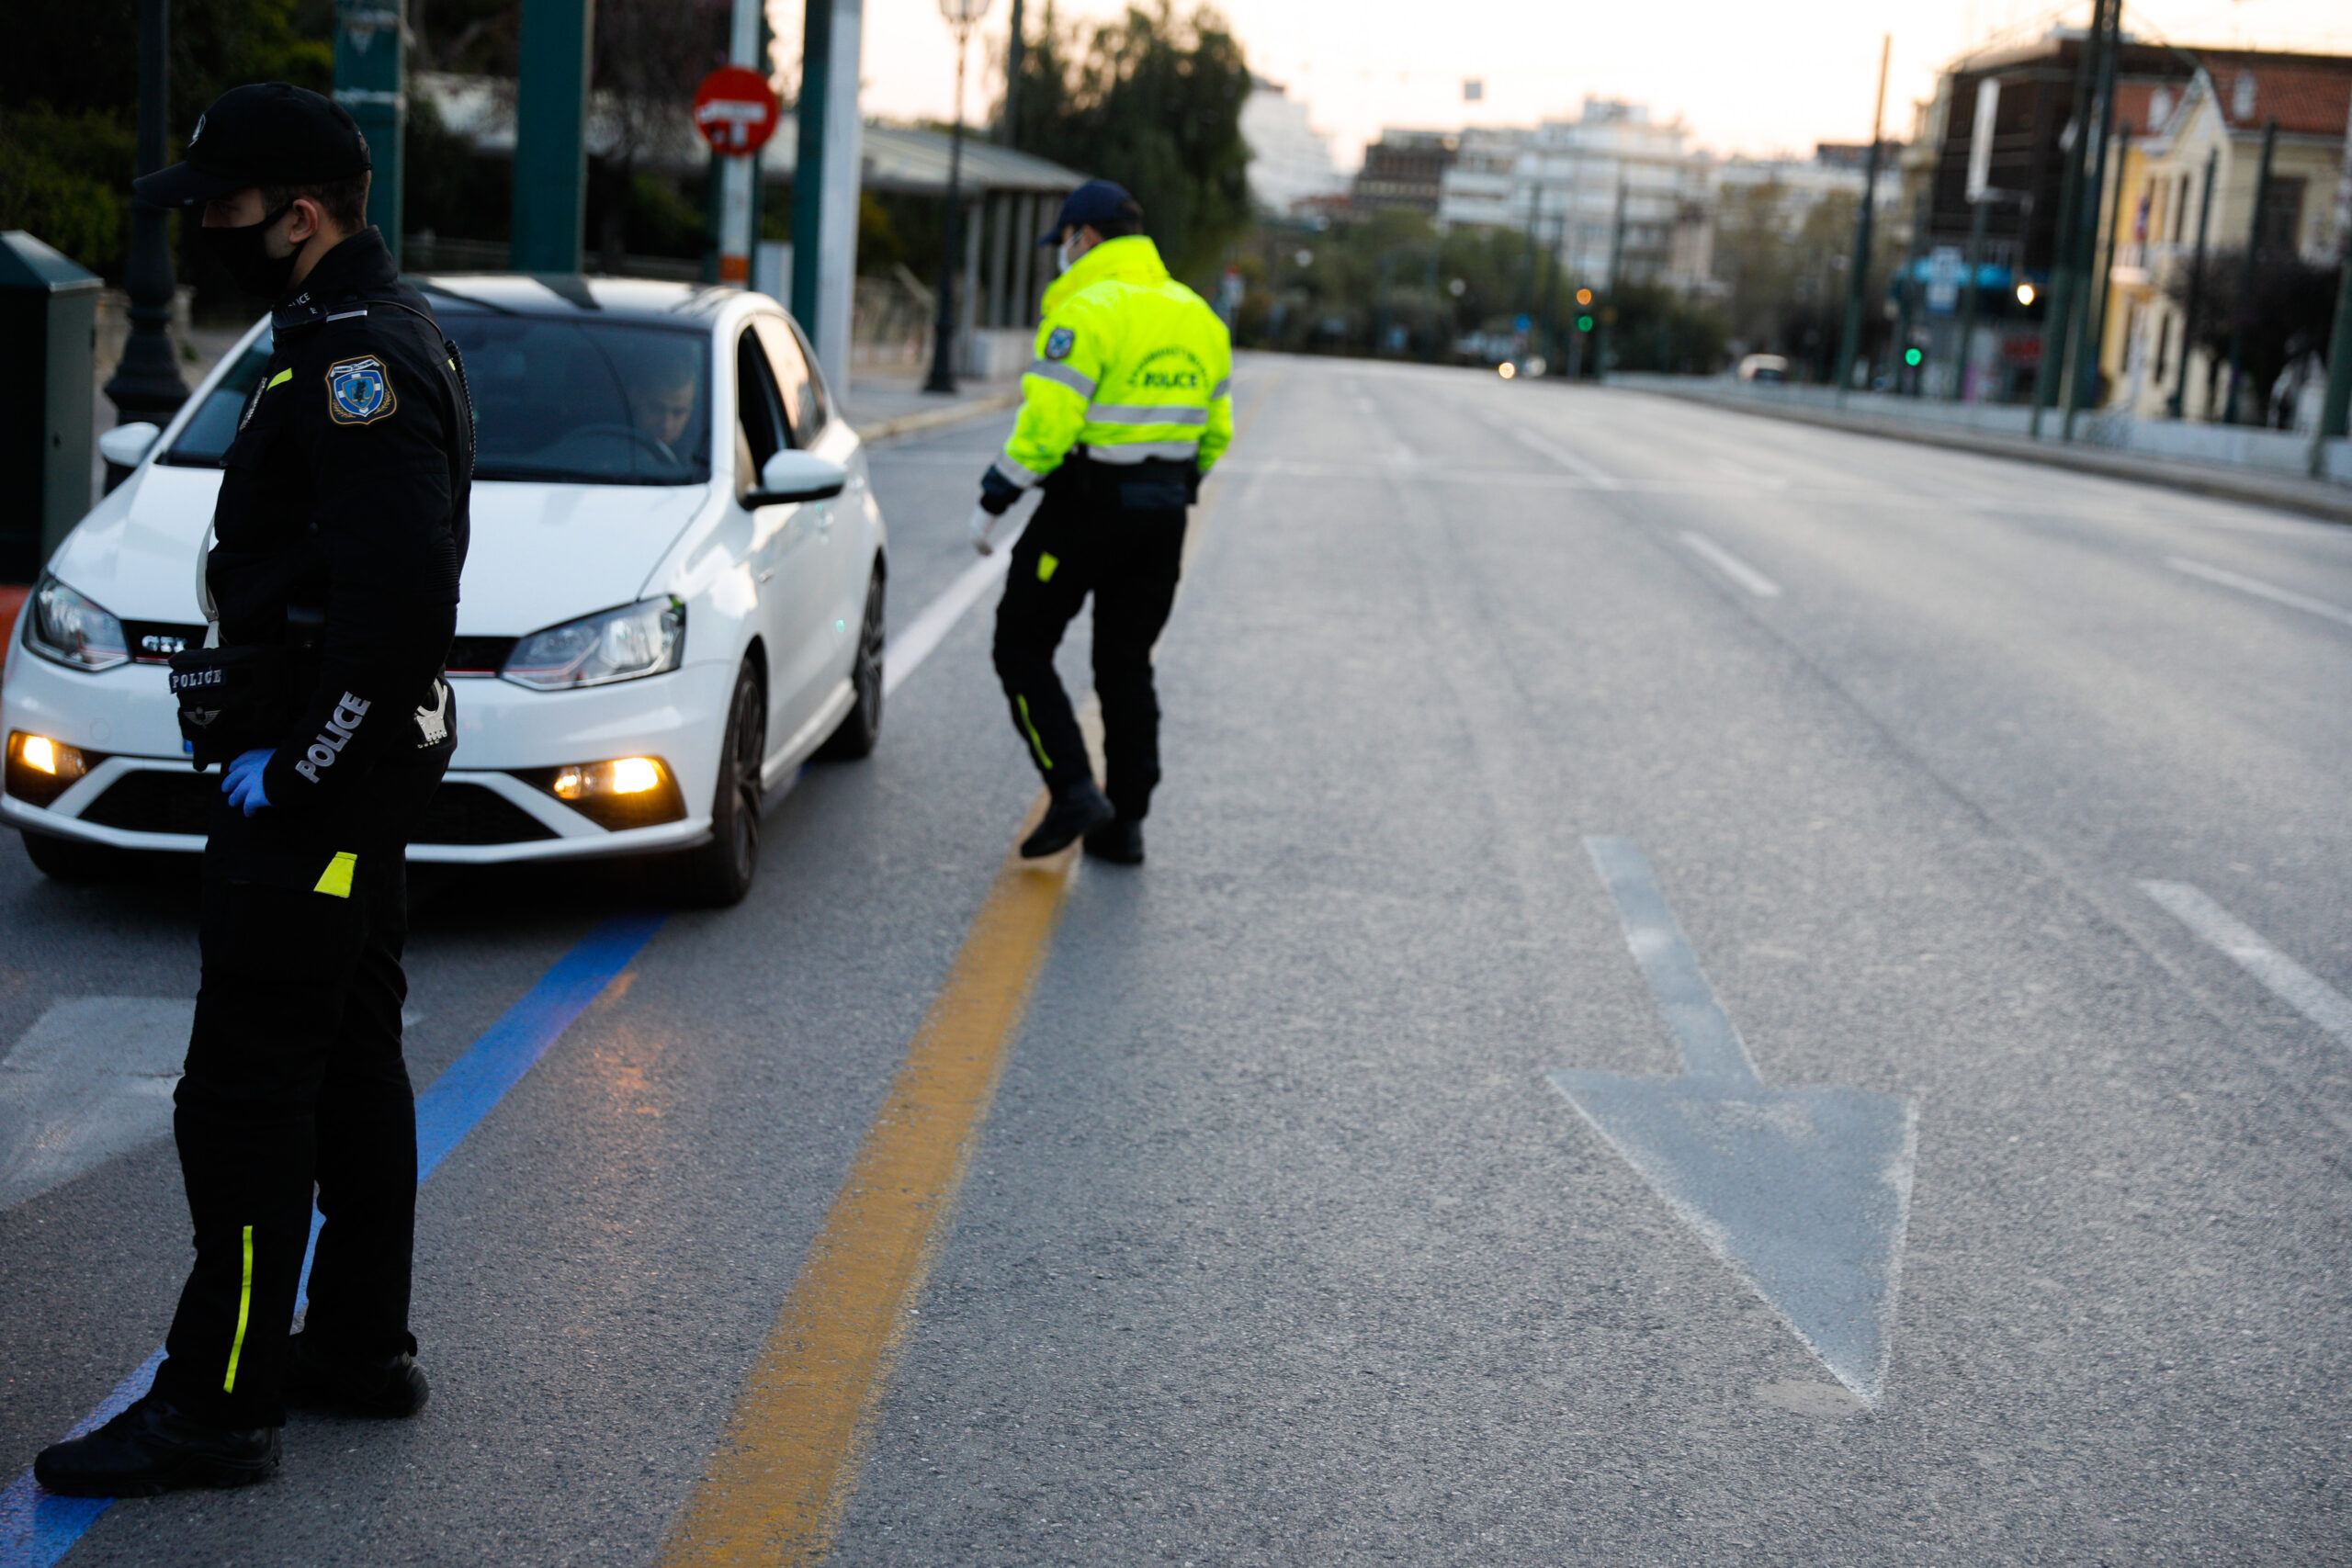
[749,449,848,505]
[97,423,162,470]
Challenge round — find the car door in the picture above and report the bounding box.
[731,326,831,765]
[753,315,865,693]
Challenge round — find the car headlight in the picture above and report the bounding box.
[22,576,131,672]
[501,597,685,691]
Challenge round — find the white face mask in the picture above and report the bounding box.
[1056,234,1080,275]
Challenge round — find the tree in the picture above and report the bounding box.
[2163,246,2339,426]
[1001,2,1251,283]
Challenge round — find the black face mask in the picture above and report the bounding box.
[201,199,300,300]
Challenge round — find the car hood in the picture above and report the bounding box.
[45,467,714,637]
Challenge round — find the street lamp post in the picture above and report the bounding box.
[923,0,991,394]
[106,0,190,431]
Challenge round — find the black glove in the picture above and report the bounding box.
[1185,465,1204,505]
[978,468,1023,516]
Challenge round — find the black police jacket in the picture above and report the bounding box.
[208,227,473,814]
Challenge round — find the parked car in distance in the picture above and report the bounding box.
[3,276,888,905]
[1736,354,1790,383]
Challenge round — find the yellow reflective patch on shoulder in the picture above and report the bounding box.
[313,851,357,898]
[265,368,293,390]
[1036,552,1059,582]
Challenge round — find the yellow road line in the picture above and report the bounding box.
[658,368,1281,1566]
[657,795,1079,1566]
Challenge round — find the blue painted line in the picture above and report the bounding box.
[0,911,668,1567]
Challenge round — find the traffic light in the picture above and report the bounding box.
[1576,314,1595,333]
[1904,347,1923,367]
[1575,288,1593,308]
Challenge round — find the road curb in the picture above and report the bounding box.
[1624,388,2352,527]
[854,387,1023,446]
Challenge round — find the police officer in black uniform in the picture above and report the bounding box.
[36,83,472,1496]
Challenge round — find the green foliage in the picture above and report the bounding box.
[2164,245,2340,425]
[0,106,134,275]
[1003,2,1252,283]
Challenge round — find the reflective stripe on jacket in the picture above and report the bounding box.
[993,235,1234,490]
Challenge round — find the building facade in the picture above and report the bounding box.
[1241,77,1351,216]
[1351,130,1460,217]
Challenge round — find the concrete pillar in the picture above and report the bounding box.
[791,0,865,393]
[334,0,407,260]
[1011,193,1038,328]
[511,0,594,272]
[987,190,1012,327]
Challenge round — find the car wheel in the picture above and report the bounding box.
[678,660,765,907]
[19,830,124,882]
[816,566,885,761]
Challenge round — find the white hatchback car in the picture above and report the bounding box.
[2,276,887,904]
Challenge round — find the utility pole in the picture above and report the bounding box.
[2169,146,2216,419]
[2058,0,2119,439]
[924,0,989,393]
[2031,0,2106,438]
[712,0,765,284]
[2068,120,2132,435]
[1833,33,1891,401]
[2223,117,2278,426]
[105,0,189,429]
[1597,176,1628,378]
[334,0,406,259]
[1000,0,1024,141]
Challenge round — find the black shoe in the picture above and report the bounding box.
[33,1395,279,1497]
[285,1332,430,1418]
[1083,818,1145,864]
[1021,781,1114,860]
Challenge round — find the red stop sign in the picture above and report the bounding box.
[693,66,781,155]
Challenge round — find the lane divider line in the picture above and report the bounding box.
[2141,881,2352,1051]
[1496,419,1627,491]
[656,800,1080,1567]
[1679,531,1784,598]
[2165,556,2352,630]
[0,912,668,1568]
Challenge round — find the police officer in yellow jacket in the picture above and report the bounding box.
[969,180,1233,863]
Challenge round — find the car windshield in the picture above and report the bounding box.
[164,314,713,487]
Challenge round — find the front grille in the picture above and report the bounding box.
[445,636,518,676]
[122,621,205,665]
[79,772,559,846]
[80,768,215,834]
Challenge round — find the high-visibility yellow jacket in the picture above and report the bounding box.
[990,235,1234,491]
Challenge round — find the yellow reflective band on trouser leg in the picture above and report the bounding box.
[1015,694,1054,771]
[1037,552,1059,583]
[223,1224,254,1393]
[313,851,357,897]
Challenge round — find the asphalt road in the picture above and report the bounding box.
[4,355,2349,1564]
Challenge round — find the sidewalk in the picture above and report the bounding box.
[842,367,1022,443]
[1611,376,2352,527]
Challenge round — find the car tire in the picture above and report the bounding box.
[816,565,884,761]
[677,659,766,908]
[19,830,125,882]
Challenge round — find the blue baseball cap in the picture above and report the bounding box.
[1039,179,1139,246]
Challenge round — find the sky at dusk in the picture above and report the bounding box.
[789,0,2352,167]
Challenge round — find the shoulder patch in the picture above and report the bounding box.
[1045,326,1076,361]
[326,355,397,425]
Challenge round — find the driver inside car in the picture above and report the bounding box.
[619,338,704,467]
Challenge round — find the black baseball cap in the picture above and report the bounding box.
[132,83,371,209]
[1039,179,1139,246]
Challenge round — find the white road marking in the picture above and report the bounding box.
[881,508,1035,698]
[1498,422,1627,490]
[0,998,193,1211]
[2165,557,2352,629]
[2141,882,2352,1051]
[1679,531,1783,598]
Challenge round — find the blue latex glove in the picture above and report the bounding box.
[222,748,274,817]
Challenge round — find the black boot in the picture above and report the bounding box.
[1083,818,1145,865]
[1021,780,1114,860]
[285,1332,430,1418]
[33,1395,280,1497]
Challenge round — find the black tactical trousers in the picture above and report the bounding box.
[152,747,447,1429]
[992,474,1187,820]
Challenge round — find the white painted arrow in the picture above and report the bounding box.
[1549,838,1918,1404]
